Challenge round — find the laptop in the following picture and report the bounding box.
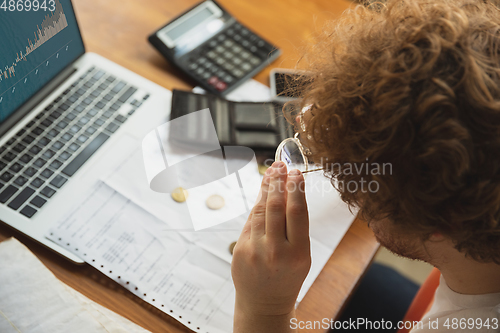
[0,0,171,263]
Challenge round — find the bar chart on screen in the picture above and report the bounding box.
[0,0,85,123]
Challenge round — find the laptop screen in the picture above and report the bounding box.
[0,0,85,124]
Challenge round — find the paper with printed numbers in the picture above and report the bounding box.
[48,182,235,333]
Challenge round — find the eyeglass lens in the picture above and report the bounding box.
[277,140,308,172]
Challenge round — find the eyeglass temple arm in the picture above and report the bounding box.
[301,167,323,174]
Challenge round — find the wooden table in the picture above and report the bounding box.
[0,0,379,332]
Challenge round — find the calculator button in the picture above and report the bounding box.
[234,34,242,42]
[195,68,205,75]
[223,52,233,59]
[215,81,227,91]
[207,51,217,59]
[222,62,235,71]
[232,45,242,53]
[208,76,219,86]
[188,63,198,70]
[201,72,211,79]
[241,63,252,72]
[257,40,266,48]
[233,58,242,65]
[242,40,250,48]
[215,45,225,53]
[232,69,244,78]
[240,28,249,36]
[240,51,251,59]
[217,34,226,42]
[249,34,259,42]
[223,75,234,83]
[215,58,225,65]
[198,57,207,65]
[249,56,260,65]
[223,40,234,48]
[216,70,226,77]
[208,40,218,48]
[204,61,215,70]
[226,28,235,36]
[250,45,258,53]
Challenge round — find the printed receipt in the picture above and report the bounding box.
[47,181,234,333]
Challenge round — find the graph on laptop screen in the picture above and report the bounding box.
[0,0,84,124]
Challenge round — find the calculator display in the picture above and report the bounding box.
[166,8,214,40]
[157,1,223,49]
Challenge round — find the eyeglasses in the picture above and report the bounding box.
[275,132,323,174]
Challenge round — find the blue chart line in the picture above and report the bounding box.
[0,40,72,100]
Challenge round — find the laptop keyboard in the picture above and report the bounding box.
[0,66,149,219]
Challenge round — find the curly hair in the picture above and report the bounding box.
[297,0,500,263]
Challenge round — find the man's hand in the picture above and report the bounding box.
[231,161,311,333]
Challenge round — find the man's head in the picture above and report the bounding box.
[298,0,500,264]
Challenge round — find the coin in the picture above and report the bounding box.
[258,164,269,175]
[171,187,188,203]
[206,194,225,210]
[229,241,237,255]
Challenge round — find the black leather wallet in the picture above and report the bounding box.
[169,89,294,153]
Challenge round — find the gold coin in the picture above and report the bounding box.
[229,241,237,255]
[258,164,269,175]
[171,187,188,203]
[206,194,225,210]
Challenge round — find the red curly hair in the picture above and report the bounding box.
[297,0,500,263]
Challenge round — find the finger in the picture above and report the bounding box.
[286,169,309,246]
[250,173,270,239]
[265,161,288,241]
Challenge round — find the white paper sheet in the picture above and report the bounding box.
[0,238,150,333]
[48,182,234,333]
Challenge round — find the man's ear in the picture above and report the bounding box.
[428,231,445,242]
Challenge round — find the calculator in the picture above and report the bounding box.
[148,0,281,96]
